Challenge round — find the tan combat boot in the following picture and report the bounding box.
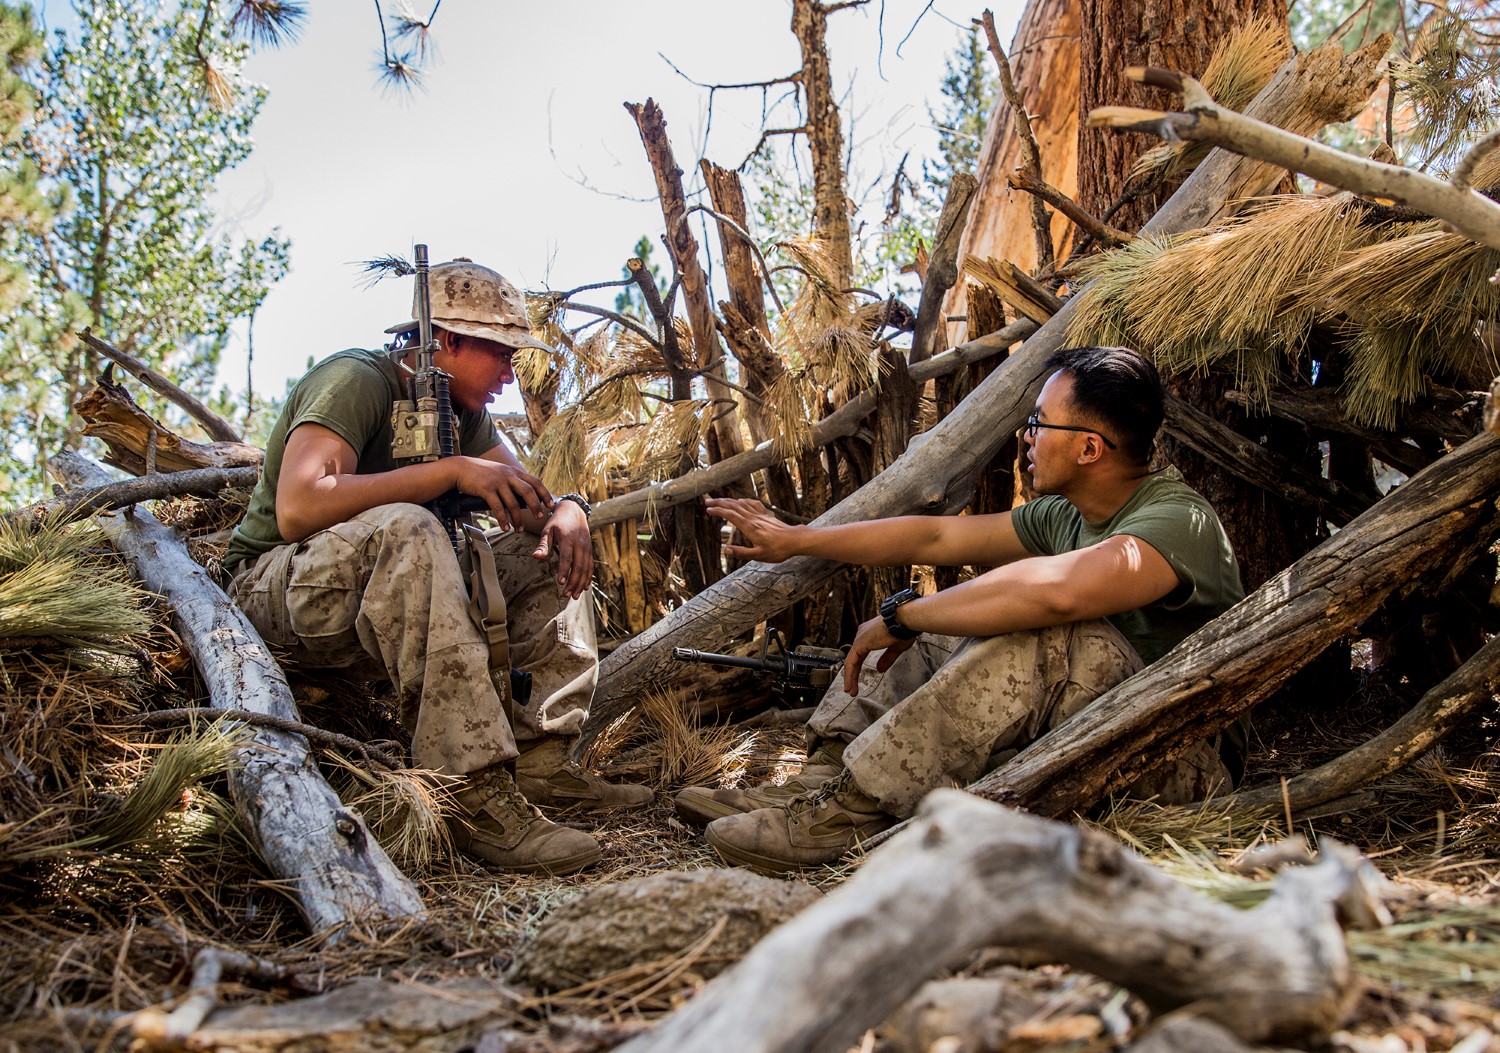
[449,764,601,875]
[514,735,655,811]
[704,768,893,875]
[673,739,846,826]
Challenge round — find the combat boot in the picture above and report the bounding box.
[450,764,601,875]
[515,735,655,811]
[674,739,846,826]
[704,768,893,875]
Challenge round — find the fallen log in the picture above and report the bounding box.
[51,451,424,938]
[1210,633,1500,816]
[971,429,1500,817]
[614,791,1383,1053]
[582,37,1392,748]
[2,465,259,530]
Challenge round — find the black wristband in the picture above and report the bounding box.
[879,588,922,640]
[554,493,592,517]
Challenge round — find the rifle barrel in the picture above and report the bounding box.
[672,648,776,673]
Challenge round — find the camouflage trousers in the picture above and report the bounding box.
[807,620,1229,818]
[228,503,597,776]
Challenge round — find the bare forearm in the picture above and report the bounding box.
[277,461,461,541]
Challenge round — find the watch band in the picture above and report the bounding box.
[553,493,592,517]
[879,588,922,640]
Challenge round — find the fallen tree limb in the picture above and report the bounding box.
[970,430,1500,817]
[582,37,1392,748]
[616,791,1383,1052]
[52,451,424,938]
[1090,63,1500,256]
[3,465,259,529]
[75,370,264,475]
[1209,633,1500,816]
[80,332,244,444]
[1164,392,1372,524]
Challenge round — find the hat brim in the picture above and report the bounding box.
[383,318,556,353]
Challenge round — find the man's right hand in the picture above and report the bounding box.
[705,497,804,564]
[451,457,551,531]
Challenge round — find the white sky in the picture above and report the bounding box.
[207,1,1023,415]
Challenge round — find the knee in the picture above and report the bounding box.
[356,504,455,568]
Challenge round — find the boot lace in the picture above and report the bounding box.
[786,768,854,817]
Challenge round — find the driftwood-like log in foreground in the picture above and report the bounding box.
[973,430,1500,817]
[617,791,1384,1053]
[581,37,1391,748]
[52,451,424,938]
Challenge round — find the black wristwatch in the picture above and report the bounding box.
[879,588,922,640]
[553,493,592,517]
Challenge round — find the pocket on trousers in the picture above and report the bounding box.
[282,527,368,644]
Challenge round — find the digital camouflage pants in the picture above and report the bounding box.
[807,619,1229,818]
[228,503,597,776]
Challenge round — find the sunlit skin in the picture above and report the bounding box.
[706,370,1179,693]
[275,328,594,598]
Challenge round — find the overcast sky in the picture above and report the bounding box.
[203,1,1022,414]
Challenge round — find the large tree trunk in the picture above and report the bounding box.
[953,0,1082,298]
[52,452,425,938]
[1078,0,1288,233]
[580,39,1389,749]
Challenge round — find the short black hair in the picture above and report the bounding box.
[1043,346,1162,464]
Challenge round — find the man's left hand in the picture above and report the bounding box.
[533,499,594,599]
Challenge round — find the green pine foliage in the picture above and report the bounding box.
[0,0,289,500]
[0,4,47,319]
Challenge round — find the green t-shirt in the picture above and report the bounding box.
[1010,467,1244,665]
[224,347,501,568]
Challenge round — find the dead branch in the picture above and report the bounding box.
[74,370,264,476]
[685,202,785,315]
[553,299,663,349]
[977,9,1054,270]
[616,792,1381,1052]
[1446,125,1499,192]
[1486,375,1498,436]
[1089,65,1500,255]
[587,317,1039,530]
[52,451,425,938]
[133,708,406,772]
[909,173,978,364]
[80,331,243,443]
[1163,392,1372,524]
[1007,168,1135,248]
[131,948,297,1046]
[2,464,259,530]
[1210,634,1500,816]
[970,429,1500,817]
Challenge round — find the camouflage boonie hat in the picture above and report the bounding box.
[386,258,554,352]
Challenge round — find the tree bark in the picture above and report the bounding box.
[580,42,1386,747]
[1077,0,1288,234]
[4,464,259,529]
[909,174,978,364]
[970,430,1500,817]
[615,791,1378,1053]
[75,372,264,475]
[51,452,425,938]
[80,332,243,443]
[791,0,856,289]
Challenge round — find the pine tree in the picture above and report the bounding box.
[0,4,47,318]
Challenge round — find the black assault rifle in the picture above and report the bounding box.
[673,629,844,700]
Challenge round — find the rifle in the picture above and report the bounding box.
[388,243,531,710]
[673,629,844,700]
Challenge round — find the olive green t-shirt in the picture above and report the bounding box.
[1010,467,1244,665]
[224,348,500,568]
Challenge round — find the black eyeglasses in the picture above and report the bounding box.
[1024,411,1117,450]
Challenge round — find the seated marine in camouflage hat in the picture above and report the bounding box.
[223,258,651,877]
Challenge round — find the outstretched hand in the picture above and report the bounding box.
[705,497,803,564]
[532,499,594,599]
